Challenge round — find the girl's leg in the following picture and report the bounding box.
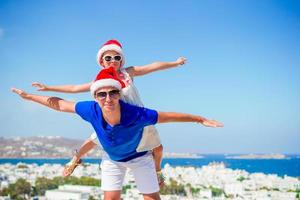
[152,145,165,186]
[76,132,102,162]
[76,138,97,160]
[63,138,96,177]
[152,145,163,171]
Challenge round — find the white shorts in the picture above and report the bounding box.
[100,152,159,194]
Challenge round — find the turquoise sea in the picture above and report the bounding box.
[1,155,299,177]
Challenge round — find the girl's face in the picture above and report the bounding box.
[100,50,123,71]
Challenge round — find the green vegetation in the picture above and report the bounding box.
[209,186,224,197]
[0,187,9,196]
[17,164,28,169]
[186,183,201,196]
[2,178,31,200]
[295,189,300,199]
[63,176,100,186]
[286,189,300,193]
[160,178,186,196]
[122,185,132,194]
[237,176,246,182]
[260,186,270,191]
[190,187,200,195]
[34,177,58,195]
[225,194,235,198]
[88,196,97,200]
[0,176,101,198]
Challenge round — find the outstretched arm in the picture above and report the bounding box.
[11,88,76,113]
[126,57,187,77]
[157,111,223,128]
[32,82,92,93]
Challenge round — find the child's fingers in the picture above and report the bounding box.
[181,57,187,65]
[32,82,46,90]
[213,120,224,127]
[32,82,41,87]
[11,87,21,94]
[203,120,223,128]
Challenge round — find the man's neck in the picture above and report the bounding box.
[102,107,121,126]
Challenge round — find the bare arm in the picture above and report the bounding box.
[157,111,223,128]
[11,88,76,113]
[74,138,96,162]
[32,82,92,93]
[126,57,187,77]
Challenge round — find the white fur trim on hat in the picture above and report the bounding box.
[96,44,125,67]
[90,79,122,97]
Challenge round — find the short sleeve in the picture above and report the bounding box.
[75,101,95,122]
[139,107,158,126]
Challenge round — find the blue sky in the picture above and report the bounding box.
[1,0,300,154]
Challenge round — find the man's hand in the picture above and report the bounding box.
[11,88,30,100]
[202,119,224,128]
[175,57,187,66]
[32,82,48,91]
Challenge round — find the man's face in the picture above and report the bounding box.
[95,86,121,112]
[100,50,122,71]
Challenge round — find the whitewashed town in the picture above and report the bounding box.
[0,162,299,200]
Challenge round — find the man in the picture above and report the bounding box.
[12,67,223,200]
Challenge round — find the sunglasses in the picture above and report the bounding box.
[104,55,122,62]
[96,89,120,100]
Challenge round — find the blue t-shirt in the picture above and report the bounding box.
[75,100,158,162]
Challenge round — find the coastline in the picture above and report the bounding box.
[1,155,300,177]
[225,153,288,160]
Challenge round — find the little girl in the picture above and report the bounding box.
[32,39,186,185]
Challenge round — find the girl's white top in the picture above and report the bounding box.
[120,69,144,107]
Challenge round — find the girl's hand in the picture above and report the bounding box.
[32,82,48,91]
[176,57,187,65]
[202,119,223,128]
[11,88,30,100]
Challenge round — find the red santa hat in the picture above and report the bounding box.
[96,39,125,68]
[90,66,126,97]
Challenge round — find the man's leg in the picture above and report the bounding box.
[143,192,161,200]
[104,190,122,200]
[101,155,126,200]
[128,153,160,199]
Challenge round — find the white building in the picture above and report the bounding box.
[44,184,102,200]
[45,190,89,200]
[224,183,244,197]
